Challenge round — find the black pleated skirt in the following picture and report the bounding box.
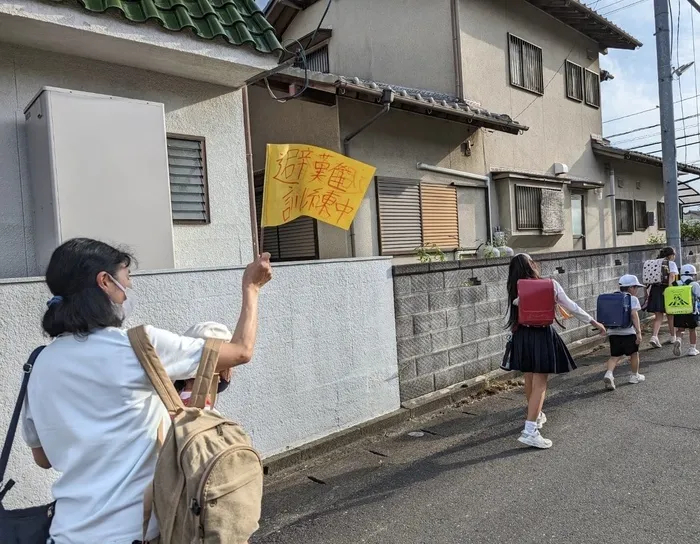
[507,325,576,374]
[646,284,666,314]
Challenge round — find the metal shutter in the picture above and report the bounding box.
[167,136,209,223]
[514,185,542,230]
[420,184,459,249]
[294,45,330,73]
[377,178,422,255]
[255,188,317,261]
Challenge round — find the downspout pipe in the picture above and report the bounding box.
[450,0,465,100]
[607,163,618,248]
[342,89,394,257]
[242,86,260,257]
[416,162,493,244]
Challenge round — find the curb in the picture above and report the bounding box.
[263,320,654,476]
[262,369,518,476]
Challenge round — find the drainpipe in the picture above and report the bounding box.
[607,163,618,248]
[342,89,395,257]
[450,0,465,100]
[242,86,260,256]
[416,163,493,243]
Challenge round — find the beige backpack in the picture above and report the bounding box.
[128,326,263,544]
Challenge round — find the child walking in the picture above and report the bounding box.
[603,275,644,390]
[646,246,678,348]
[671,264,700,357]
[506,254,606,449]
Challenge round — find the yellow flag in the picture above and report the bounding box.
[263,143,376,230]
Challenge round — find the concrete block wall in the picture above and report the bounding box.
[394,244,700,402]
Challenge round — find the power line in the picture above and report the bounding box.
[603,93,700,123]
[615,120,700,144]
[606,111,700,137]
[644,140,700,154]
[691,2,700,152]
[676,0,689,162]
[600,0,650,16]
[628,131,700,149]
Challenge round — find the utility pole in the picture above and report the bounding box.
[654,0,682,264]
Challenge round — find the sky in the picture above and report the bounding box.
[587,0,700,173]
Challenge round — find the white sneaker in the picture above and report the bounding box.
[518,431,553,449]
[673,338,682,356]
[536,411,547,429]
[688,348,699,356]
[650,337,662,348]
[604,372,616,391]
[629,373,646,384]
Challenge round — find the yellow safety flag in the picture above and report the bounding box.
[262,143,376,230]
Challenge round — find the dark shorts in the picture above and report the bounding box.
[674,313,699,330]
[609,334,639,357]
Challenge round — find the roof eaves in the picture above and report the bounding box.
[591,135,700,176]
[524,0,642,50]
[52,0,284,54]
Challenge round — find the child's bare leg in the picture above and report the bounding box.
[652,312,664,337]
[629,352,640,374]
[690,329,697,345]
[668,314,675,338]
[606,356,624,374]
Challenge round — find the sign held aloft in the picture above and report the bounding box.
[262,144,376,230]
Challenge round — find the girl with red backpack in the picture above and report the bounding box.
[505,254,606,449]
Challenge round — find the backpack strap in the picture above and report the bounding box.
[127,326,184,415]
[188,338,224,410]
[0,346,45,493]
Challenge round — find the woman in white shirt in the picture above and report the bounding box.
[21,238,271,544]
[645,246,678,348]
[504,254,606,449]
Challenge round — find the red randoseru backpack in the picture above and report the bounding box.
[517,278,555,326]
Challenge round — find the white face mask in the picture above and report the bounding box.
[109,275,135,320]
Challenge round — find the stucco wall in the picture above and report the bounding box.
[247,85,350,259]
[0,257,399,508]
[458,0,606,183]
[609,160,667,247]
[283,0,455,95]
[0,43,253,279]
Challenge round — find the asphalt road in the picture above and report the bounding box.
[253,339,700,544]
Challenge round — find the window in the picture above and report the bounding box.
[658,201,666,230]
[167,135,210,223]
[514,185,542,230]
[565,61,584,102]
[508,34,544,95]
[584,69,601,108]
[615,199,634,233]
[376,179,458,255]
[571,193,584,237]
[294,45,330,73]
[634,200,648,231]
[254,175,319,262]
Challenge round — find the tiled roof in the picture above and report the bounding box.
[591,135,700,205]
[524,0,641,50]
[271,68,528,135]
[51,0,283,54]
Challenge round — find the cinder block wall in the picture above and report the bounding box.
[394,244,700,402]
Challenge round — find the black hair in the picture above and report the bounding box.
[42,238,134,338]
[619,286,632,293]
[506,254,539,330]
[658,246,675,259]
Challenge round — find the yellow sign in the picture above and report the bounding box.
[262,144,376,230]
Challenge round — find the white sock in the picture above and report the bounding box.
[605,370,614,378]
[524,420,538,435]
[692,344,697,349]
[671,336,677,342]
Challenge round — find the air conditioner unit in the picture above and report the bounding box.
[24,88,175,273]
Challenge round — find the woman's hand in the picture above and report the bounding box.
[243,253,272,291]
[592,320,607,336]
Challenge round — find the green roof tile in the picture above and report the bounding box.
[51,0,283,54]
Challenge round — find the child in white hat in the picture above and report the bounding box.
[604,274,645,390]
[175,322,233,410]
[671,264,700,357]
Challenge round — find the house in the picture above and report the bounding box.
[249,0,688,261]
[0,0,282,279]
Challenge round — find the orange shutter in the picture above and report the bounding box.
[420,184,459,249]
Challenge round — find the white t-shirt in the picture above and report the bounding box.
[21,326,205,544]
[606,295,642,336]
[670,261,680,277]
